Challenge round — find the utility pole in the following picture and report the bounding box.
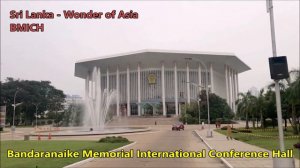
[266,0,294,167]
[266,0,284,152]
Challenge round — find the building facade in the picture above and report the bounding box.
[75,50,250,116]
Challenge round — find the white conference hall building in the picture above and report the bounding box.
[75,50,250,117]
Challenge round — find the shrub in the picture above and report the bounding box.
[47,120,52,125]
[221,126,228,130]
[98,136,129,143]
[238,129,252,133]
[220,126,236,130]
[222,119,236,124]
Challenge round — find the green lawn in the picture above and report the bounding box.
[215,128,300,159]
[235,127,297,137]
[1,140,130,168]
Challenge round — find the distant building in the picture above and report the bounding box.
[63,95,83,110]
[75,50,250,116]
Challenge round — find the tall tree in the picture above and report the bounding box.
[236,91,256,129]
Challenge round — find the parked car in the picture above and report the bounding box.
[172,122,184,131]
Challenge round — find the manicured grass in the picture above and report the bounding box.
[1,140,130,168]
[235,127,297,137]
[215,128,300,159]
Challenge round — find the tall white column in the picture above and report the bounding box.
[161,62,166,116]
[85,72,90,99]
[232,69,236,113]
[127,65,131,116]
[96,67,102,126]
[174,62,179,116]
[137,63,141,116]
[198,63,202,91]
[235,72,239,98]
[234,71,239,113]
[91,67,97,99]
[186,63,190,104]
[236,72,239,97]
[116,66,120,117]
[106,68,109,91]
[225,65,229,104]
[231,69,235,111]
[228,67,233,109]
[98,67,102,102]
[210,63,214,93]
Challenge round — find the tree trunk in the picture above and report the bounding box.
[288,118,292,125]
[245,112,249,129]
[291,104,299,135]
[260,110,264,128]
[252,115,255,128]
[284,118,287,131]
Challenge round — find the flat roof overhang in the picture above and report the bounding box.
[75,49,251,79]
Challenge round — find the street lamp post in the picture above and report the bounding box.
[186,81,203,125]
[186,60,212,137]
[187,80,212,137]
[12,88,22,131]
[197,98,201,125]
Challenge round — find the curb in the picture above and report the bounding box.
[64,141,137,168]
[193,130,234,168]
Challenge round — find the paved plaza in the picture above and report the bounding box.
[75,125,225,168]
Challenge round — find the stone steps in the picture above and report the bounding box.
[107,116,179,126]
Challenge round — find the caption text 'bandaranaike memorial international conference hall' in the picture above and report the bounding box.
[75,50,250,117]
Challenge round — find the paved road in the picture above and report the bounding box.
[1,125,225,167]
[77,125,225,168]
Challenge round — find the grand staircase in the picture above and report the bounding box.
[107,116,179,126]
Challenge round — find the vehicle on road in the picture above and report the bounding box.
[172,122,184,131]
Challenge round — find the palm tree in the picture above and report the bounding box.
[236,91,255,129]
[284,70,300,134]
[268,69,300,134]
[256,89,266,128]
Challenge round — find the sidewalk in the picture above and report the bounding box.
[195,129,300,168]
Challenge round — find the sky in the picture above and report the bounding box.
[1,1,299,97]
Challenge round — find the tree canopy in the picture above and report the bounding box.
[1,77,66,125]
[236,69,300,134]
[180,90,234,124]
